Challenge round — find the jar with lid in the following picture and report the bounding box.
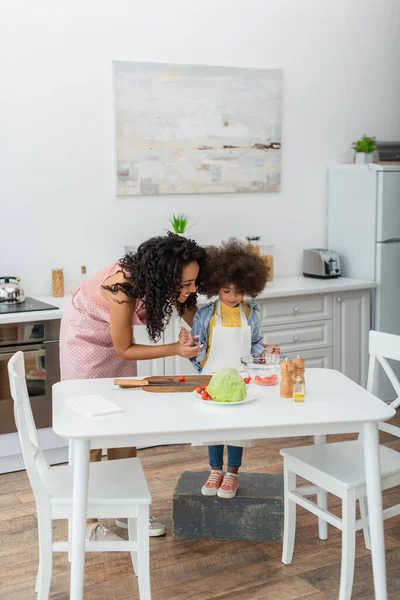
[246,236,261,255]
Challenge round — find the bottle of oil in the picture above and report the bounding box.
[292,356,306,392]
[293,376,305,402]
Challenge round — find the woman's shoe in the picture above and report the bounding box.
[115,517,166,536]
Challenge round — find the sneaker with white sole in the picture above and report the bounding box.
[86,522,123,541]
[201,471,224,496]
[115,516,166,537]
[217,474,239,499]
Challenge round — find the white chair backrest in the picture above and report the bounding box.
[367,330,400,436]
[8,352,49,502]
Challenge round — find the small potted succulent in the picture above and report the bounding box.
[168,213,191,235]
[352,134,376,165]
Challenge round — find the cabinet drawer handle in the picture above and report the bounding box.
[293,306,299,313]
[336,297,342,303]
[293,335,300,342]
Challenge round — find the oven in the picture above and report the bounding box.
[0,320,60,434]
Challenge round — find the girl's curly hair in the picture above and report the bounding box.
[202,238,269,298]
[102,233,208,342]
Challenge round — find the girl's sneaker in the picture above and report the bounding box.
[217,474,239,499]
[201,471,224,496]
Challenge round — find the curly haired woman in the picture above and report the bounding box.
[190,239,280,499]
[60,233,207,540]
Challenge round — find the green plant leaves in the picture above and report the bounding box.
[353,134,376,153]
[169,213,190,234]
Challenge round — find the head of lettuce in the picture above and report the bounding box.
[207,368,247,403]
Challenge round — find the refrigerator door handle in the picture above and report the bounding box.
[379,238,400,244]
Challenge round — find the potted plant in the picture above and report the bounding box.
[168,213,191,235]
[352,134,376,164]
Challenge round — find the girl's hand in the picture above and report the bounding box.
[261,343,281,355]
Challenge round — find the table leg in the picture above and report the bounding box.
[363,422,387,600]
[314,434,328,540]
[68,439,75,563]
[70,439,90,600]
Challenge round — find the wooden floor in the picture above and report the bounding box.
[2,420,400,600]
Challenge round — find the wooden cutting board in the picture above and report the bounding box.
[114,375,211,393]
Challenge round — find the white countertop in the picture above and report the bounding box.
[0,277,375,325]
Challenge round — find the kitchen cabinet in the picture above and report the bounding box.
[333,289,370,388]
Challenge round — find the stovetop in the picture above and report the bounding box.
[0,297,58,314]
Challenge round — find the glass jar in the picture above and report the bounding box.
[260,244,274,282]
[52,269,64,297]
[246,236,261,255]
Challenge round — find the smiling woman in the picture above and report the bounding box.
[58,232,208,540]
[60,232,207,380]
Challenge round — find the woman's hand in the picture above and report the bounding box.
[175,326,201,358]
[179,326,194,346]
[261,343,281,355]
[179,326,200,347]
[174,340,201,358]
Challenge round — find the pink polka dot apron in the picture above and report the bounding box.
[59,262,146,380]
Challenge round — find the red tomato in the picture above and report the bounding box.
[201,392,210,400]
[243,377,251,384]
[178,376,186,382]
[254,375,270,386]
[195,386,203,394]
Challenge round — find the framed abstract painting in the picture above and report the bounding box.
[114,61,282,195]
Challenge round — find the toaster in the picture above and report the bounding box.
[303,249,341,279]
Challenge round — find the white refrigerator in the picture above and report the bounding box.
[328,164,400,401]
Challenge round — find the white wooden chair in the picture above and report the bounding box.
[8,351,152,600]
[280,330,400,600]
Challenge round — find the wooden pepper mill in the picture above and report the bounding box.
[280,359,294,398]
[292,357,305,387]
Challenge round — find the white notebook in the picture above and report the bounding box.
[66,395,123,418]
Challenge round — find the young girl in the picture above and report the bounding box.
[190,239,280,499]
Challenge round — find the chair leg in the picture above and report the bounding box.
[128,517,138,576]
[35,510,53,600]
[314,434,328,540]
[282,462,296,565]
[359,496,371,550]
[339,490,356,600]
[317,490,328,540]
[137,505,151,600]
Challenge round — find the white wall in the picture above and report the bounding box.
[1,0,400,295]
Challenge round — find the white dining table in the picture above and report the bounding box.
[52,368,395,600]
